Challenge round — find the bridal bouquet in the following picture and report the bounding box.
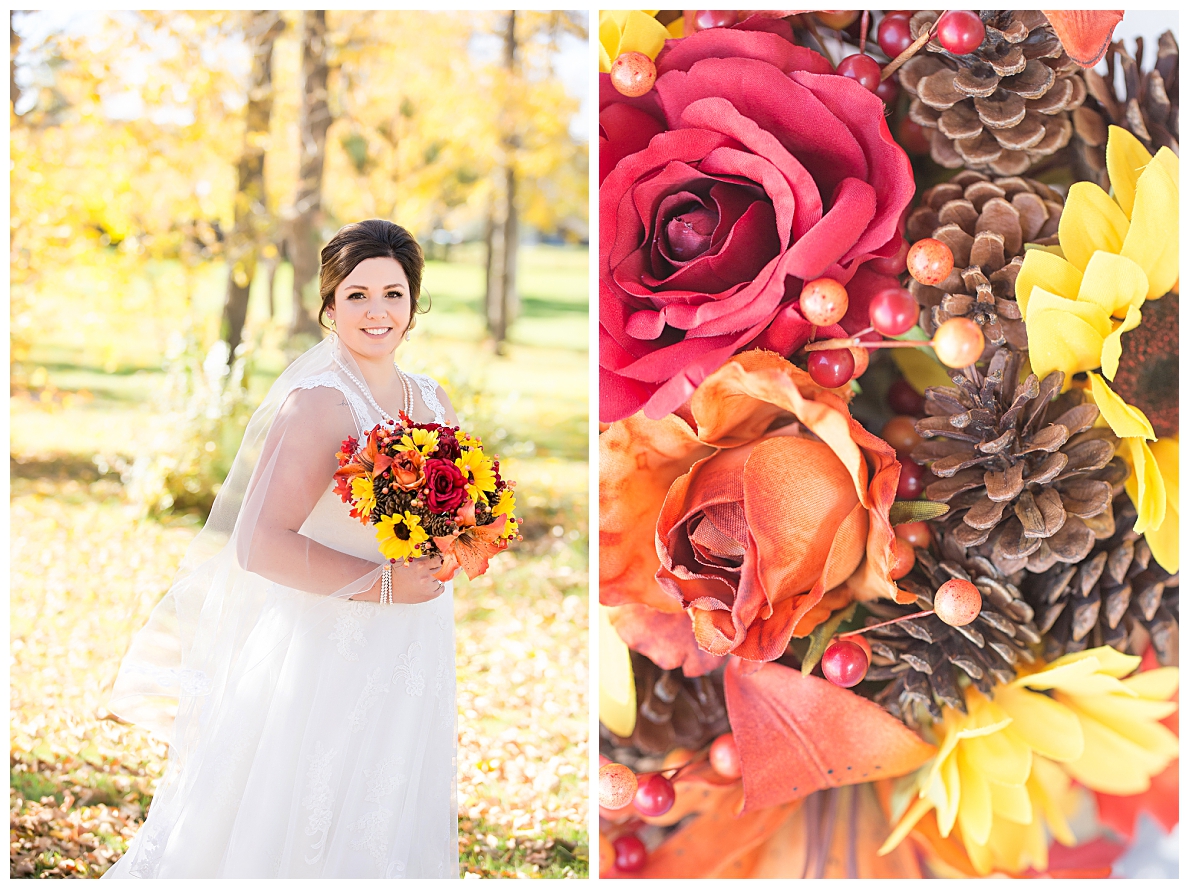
[599,9,1178,880]
[334,414,519,580]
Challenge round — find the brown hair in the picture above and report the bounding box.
[317,219,428,330]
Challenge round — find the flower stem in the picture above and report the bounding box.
[881,21,936,81]
[805,337,933,352]
[859,10,870,54]
[838,610,935,637]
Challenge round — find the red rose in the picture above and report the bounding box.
[423,458,468,512]
[599,23,914,422]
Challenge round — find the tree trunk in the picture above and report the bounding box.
[219,11,284,364]
[10,11,20,114]
[288,9,333,340]
[484,11,518,354]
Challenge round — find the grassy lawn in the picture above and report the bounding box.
[9,244,590,878]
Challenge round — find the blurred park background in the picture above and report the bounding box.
[10,9,589,878]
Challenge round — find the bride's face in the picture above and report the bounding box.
[327,257,413,360]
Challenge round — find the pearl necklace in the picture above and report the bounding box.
[332,351,412,425]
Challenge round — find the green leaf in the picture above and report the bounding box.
[801,602,857,677]
[889,500,950,525]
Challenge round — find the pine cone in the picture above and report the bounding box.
[373,485,414,522]
[867,543,1040,728]
[905,170,1064,353]
[610,652,729,755]
[420,509,458,539]
[1027,494,1180,666]
[900,10,1085,176]
[1073,32,1179,188]
[912,349,1123,577]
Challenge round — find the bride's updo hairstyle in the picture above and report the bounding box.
[317,219,429,330]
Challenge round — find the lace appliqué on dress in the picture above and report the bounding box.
[391,642,424,696]
[348,667,390,733]
[348,757,407,865]
[294,372,372,438]
[302,741,337,865]
[329,601,375,661]
[123,662,213,696]
[408,373,446,423]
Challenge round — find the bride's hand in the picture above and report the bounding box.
[355,556,448,604]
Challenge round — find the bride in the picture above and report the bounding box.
[104,220,459,879]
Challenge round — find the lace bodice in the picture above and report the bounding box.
[293,370,445,438]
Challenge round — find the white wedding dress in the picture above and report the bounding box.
[105,369,458,879]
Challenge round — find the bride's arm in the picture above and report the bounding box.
[236,385,443,603]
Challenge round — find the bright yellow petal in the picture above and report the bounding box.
[666,17,684,38]
[1059,181,1132,270]
[962,830,994,876]
[988,778,1033,825]
[598,13,622,71]
[1015,248,1083,315]
[879,795,933,857]
[1123,666,1180,701]
[1064,695,1179,756]
[1123,437,1167,533]
[892,346,955,393]
[1088,373,1155,439]
[1146,438,1179,572]
[956,746,994,846]
[1060,709,1171,794]
[1077,251,1149,318]
[618,9,668,59]
[1100,305,1143,380]
[961,697,1032,785]
[1047,644,1142,678]
[1104,124,1153,219]
[1153,145,1179,190]
[1026,308,1109,380]
[935,750,962,837]
[996,685,1084,762]
[1029,756,1075,846]
[1122,149,1180,300]
[599,606,637,737]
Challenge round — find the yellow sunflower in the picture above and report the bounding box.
[1015,125,1178,571]
[882,646,1178,875]
[375,511,429,562]
[350,475,377,519]
[491,488,519,539]
[396,427,439,458]
[455,449,497,502]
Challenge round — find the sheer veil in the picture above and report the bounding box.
[108,333,391,760]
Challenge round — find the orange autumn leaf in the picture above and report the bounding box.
[1042,10,1124,67]
[724,658,936,812]
[608,604,724,678]
[431,514,507,581]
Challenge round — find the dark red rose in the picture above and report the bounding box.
[423,458,469,512]
[599,24,914,422]
[428,427,462,462]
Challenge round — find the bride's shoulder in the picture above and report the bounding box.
[279,376,357,420]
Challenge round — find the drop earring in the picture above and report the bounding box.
[404,328,412,342]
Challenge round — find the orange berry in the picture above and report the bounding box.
[709,733,742,779]
[610,51,656,98]
[599,762,637,810]
[935,578,982,626]
[933,317,985,368]
[661,747,697,771]
[800,277,850,327]
[599,834,616,877]
[881,414,921,456]
[850,345,870,378]
[815,10,860,29]
[895,521,932,548]
[907,238,955,286]
[890,536,915,580]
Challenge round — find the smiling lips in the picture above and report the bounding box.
[363,327,392,337]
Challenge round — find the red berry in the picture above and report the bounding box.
[881,414,922,457]
[868,237,910,276]
[815,10,860,30]
[599,762,638,811]
[897,117,932,156]
[895,520,932,548]
[633,773,676,818]
[836,53,882,93]
[850,345,870,379]
[907,238,955,286]
[933,317,985,368]
[692,10,737,30]
[869,287,918,336]
[822,639,869,687]
[937,10,985,55]
[874,74,900,105]
[709,733,742,779]
[877,12,913,58]
[890,536,916,580]
[808,348,856,389]
[934,578,982,627]
[800,277,850,327]
[610,52,657,98]
[897,459,926,499]
[613,834,648,872]
[887,378,926,416]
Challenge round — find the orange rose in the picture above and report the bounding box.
[389,448,425,491]
[601,351,908,669]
